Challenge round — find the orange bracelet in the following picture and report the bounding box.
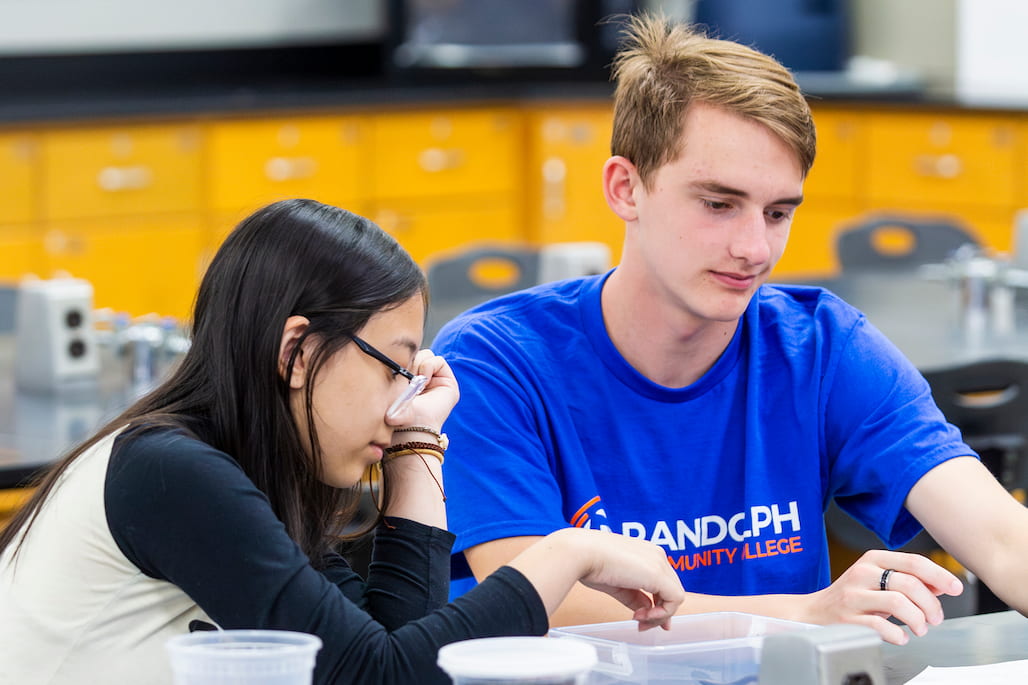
[384,448,443,465]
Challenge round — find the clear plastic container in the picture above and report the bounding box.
[548,612,817,685]
[437,636,597,684]
[165,630,322,685]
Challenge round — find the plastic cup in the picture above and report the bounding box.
[437,636,597,685]
[166,630,323,685]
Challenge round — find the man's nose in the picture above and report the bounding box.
[730,212,771,265]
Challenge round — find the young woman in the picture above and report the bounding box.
[0,199,684,685]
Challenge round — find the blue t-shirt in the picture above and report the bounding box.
[433,271,974,600]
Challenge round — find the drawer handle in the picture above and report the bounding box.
[914,153,963,179]
[97,165,153,192]
[264,156,318,182]
[374,209,413,233]
[418,147,465,173]
[44,230,86,255]
[542,157,567,220]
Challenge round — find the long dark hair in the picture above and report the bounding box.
[0,199,427,565]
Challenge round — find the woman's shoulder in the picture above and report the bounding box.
[108,423,247,494]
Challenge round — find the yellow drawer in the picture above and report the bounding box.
[0,224,44,281]
[866,112,1021,208]
[773,199,862,278]
[43,214,205,319]
[369,108,522,200]
[0,132,39,225]
[1021,119,1028,207]
[806,108,865,203]
[40,123,203,221]
[0,487,35,533]
[370,200,521,266]
[207,116,368,213]
[526,106,624,262]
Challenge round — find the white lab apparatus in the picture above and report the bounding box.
[538,241,612,284]
[15,277,100,393]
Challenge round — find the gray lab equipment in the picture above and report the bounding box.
[759,624,885,685]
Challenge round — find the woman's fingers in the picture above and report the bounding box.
[405,350,459,426]
[575,531,685,629]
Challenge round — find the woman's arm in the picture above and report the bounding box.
[380,349,456,527]
[505,527,685,629]
[467,532,961,645]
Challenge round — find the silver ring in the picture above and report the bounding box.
[880,568,894,591]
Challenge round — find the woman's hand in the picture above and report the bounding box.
[395,349,459,431]
[569,529,686,630]
[507,528,686,631]
[802,549,963,645]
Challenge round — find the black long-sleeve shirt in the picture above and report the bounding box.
[0,426,548,685]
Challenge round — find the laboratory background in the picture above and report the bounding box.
[2,0,1028,626]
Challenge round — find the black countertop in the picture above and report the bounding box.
[0,42,975,126]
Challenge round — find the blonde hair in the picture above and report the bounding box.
[611,13,816,188]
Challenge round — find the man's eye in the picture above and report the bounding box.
[702,199,730,210]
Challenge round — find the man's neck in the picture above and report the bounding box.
[600,268,740,388]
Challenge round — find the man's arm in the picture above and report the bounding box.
[906,455,1028,614]
[464,534,962,645]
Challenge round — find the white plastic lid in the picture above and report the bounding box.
[437,637,597,680]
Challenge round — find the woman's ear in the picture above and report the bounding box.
[602,155,641,222]
[279,315,311,389]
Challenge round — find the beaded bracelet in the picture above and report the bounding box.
[393,425,448,450]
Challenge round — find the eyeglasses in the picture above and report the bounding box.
[350,335,428,418]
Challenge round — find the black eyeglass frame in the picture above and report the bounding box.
[351,334,416,381]
[350,334,428,418]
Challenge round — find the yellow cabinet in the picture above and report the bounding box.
[1020,119,1028,209]
[525,104,625,262]
[773,108,868,278]
[865,111,1022,252]
[866,112,1020,208]
[0,132,43,280]
[0,225,44,281]
[0,487,34,533]
[369,108,521,200]
[40,123,203,222]
[367,107,525,266]
[207,115,368,214]
[371,201,520,266]
[806,108,866,204]
[774,201,862,278]
[43,215,205,319]
[0,132,39,226]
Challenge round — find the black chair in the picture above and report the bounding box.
[827,358,1028,615]
[424,245,539,343]
[835,215,979,272]
[924,359,1028,613]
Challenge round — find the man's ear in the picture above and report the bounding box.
[279,315,311,389]
[602,155,641,222]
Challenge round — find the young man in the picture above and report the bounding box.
[433,15,1028,645]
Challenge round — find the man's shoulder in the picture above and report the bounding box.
[759,282,864,326]
[433,275,599,348]
[753,283,868,354]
